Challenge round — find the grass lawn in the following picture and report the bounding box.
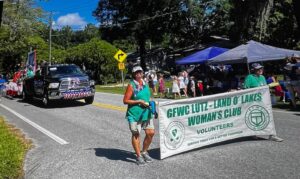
[95,85,126,94]
[0,117,32,178]
[95,80,174,97]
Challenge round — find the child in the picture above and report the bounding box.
[189,76,196,97]
[158,74,165,98]
[197,80,204,96]
[172,76,180,99]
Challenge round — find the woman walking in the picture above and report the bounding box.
[123,66,155,166]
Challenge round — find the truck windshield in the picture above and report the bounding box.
[48,66,84,77]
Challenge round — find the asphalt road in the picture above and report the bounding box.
[0,93,300,179]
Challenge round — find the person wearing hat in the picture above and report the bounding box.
[123,65,155,166]
[284,56,300,108]
[26,65,34,78]
[244,63,266,88]
[244,63,283,142]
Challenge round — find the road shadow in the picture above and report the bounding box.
[93,148,136,163]
[93,137,265,161]
[148,148,160,160]
[158,137,265,159]
[16,98,86,109]
[273,103,300,112]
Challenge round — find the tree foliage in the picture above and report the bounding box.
[66,38,118,84]
[229,0,299,49]
[93,0,233,70]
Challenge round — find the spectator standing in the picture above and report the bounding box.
[284,56,300,108]
[189,76,196,97]
[178,72,187,97]
[26,65,34,78]
[197,80,204,96]
[148,74,155,96]
[183,71,189,95]
[172,76,180,99]
[158,74,165,98]
[244,63,283,142]
[152,72,158,96]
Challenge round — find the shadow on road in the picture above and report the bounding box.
[16,98,86,109]
[93,148,136,163]
[273,103,300,112]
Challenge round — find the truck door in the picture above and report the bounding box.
[33,69,45,97]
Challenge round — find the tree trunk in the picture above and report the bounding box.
[230,0,273,42]
[293,0,300,40]
[138,38,147,71]
[257,0,273,41]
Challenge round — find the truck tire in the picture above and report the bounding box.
[85,96,94,104]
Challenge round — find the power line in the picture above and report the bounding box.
[102,9,182,27]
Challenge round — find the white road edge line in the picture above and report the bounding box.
[0,104,69,145]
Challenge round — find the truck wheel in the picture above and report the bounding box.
[85,96,94,104]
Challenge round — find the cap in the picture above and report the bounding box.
[251,63,264,70]
[132,66,143,73]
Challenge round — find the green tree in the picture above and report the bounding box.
[0,0,45,72]
[94,0,232,70]
[94,0,184,70]
[66,38,118,84]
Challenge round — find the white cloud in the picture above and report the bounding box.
[56,13,87,28]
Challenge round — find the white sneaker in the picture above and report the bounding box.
[269,135,284,142]
[136,156,146,166]
[141,152,153,163]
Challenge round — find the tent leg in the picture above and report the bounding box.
[247,63,250,74]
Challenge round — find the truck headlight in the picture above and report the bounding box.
[90,80,95,86]
[49,83,60,88]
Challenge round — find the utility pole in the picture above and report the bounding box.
[49,12,52,65]
[0,0,3,27]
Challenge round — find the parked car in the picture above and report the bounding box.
[22,64,95,106]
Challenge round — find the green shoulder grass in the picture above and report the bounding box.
[0,117,32,179]
[96,85,126,94]
[95,80,173,96]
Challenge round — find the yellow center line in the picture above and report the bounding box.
[92,102,127,112]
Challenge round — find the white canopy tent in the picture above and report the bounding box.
[207,40,300,65]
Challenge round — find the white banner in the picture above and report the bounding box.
[158,86,277,159]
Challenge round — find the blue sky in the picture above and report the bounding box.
[35,0,99,29]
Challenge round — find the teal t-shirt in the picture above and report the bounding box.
[243,74,266,88]
[27,70,34,78]
[125,80,152,122]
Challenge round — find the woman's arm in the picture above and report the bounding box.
[123,84,148,107]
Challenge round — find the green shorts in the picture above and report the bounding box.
[129,119,154,134]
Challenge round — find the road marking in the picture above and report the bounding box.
[0,104,69,145]
[92,102,126,112]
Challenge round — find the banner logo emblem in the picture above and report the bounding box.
[245,105,270,131]
[164,122,185,150]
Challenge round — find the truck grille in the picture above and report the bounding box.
[59,79,89,91]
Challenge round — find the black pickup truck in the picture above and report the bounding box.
[22,64,95,106]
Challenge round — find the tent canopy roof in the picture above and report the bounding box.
[208,40,300,65]
[175,46,228,65]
